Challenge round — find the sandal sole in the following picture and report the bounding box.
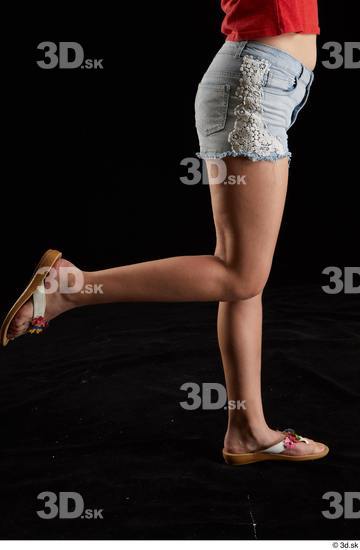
[223,445,329,465]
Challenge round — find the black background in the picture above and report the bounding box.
[0,1,359,541]
[1,1,358,283]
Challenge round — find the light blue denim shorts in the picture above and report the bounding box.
[195,41,314,162]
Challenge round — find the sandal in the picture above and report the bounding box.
[223,428,329,465]
[0,249,62,347]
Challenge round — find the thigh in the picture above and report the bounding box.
[209,156,288,280]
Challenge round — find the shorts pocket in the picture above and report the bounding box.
[263,66,298,95]
[195,82,230,136]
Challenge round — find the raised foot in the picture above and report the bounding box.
[7,258,82,340]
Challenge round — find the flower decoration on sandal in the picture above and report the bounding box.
[27,316,49,334]
[282,428,309,449]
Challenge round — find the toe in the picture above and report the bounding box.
[314,441,326,454]
[8,301,34,338]
[11,317,26,332]
[303,439,326,455]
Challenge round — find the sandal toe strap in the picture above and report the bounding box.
[27,282,48,334]
[262,428,309,454]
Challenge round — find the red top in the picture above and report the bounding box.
[221,0,320,41]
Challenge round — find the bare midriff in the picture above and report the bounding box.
[254,33,317,71]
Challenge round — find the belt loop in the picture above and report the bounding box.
[235,41,248,59]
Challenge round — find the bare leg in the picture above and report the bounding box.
[7,254,257,338]
[78,255,251,303]
[209,157,323,455]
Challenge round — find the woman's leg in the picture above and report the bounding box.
[9,194,288,339]
[209,157,288,452]
[8,158,285,326]
[7,254,258,338]
[209,157,323,455]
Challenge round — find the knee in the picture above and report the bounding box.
[230,280,265,301]
[225,266,270,301]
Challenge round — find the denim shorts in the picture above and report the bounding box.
[195,41,314,162]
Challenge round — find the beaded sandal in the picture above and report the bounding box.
[0,249,62,347]
[223,428,329,465]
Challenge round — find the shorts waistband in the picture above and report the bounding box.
[220,40,313,85]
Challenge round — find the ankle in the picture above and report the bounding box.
[226,416,273,441]
[224,422,280,453]
[60,268,91,307]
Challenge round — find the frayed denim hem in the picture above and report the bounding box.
[196,150,292,163]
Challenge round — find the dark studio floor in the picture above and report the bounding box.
[0,283,359,539]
